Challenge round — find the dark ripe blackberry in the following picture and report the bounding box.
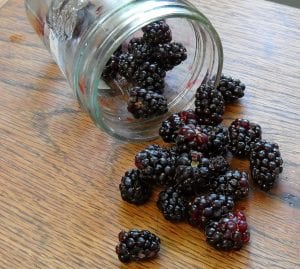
[205,211,250,250]
[132,62,166,93]
[175,124,209,153]
[135,145,176,186]
[208,156,229,177]
[201,125,229,156]
[195,84,225,126]
[116,229,160,262]
[101,46,122,81]
[175,165,210,196]
[188,193,235,229]
[250,140,283,191]
[142,20,172,45]
[127,87,168,119]
[229,118,262,157]
[118,53,138,81]
[217,74,246,103]
[211,170,250,200]
[119,169,152,205]
[153,42,187,71]
[157,187,189,222]
[159,110,198,143]
[127,37,153,63]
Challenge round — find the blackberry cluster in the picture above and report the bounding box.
[175,124,209,153]
[188,193,235,229]
[229,118,262,157]
[116,67,286,255]
[119,169,151,205]
[195,84,225,126]
[116,229,160,262]
[211,170,250,200]
[153,42,187,71]
[217,74,246,103]
[142,20,172,45]
[201,125,229,156]
[132,62,166,92]
[159,110,198,143]
[205,211,250,250]
[127,87,168,119]
[157,187,188,222]
[135,144,176,186]
[101,20,187,119]
[250,140,283,191]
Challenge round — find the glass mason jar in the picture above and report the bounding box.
[25,0,223,141]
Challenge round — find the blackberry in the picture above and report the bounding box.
[229,118,262,157]
[135,145,176,186]
[142,20,172,45]
[132,62,166,92]
[153,42,187,71]
[195,84,225,126]
[175,124,209,153]
[127,87,168,119]
[119,169,152,205]
[173,151,210,195]
[157,187,189,222]
[208,156,229,177]
[118,53,138,81]
[211,170,250,200]
[188,193,235,229]
[127,37,153,63]
[101,46,122,81]
[250,140,283,191]
[159,110,198,143]
[217,74,246,103]
[201,125,229,156]
[205,211,250,250]
[116,229,160,262]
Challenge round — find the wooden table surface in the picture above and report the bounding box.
[1,0,300,268]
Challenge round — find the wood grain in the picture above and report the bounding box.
[0,0,299,268]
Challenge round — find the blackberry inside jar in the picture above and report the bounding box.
[25,0,223,140]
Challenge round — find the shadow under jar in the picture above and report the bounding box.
[25,0,223,141]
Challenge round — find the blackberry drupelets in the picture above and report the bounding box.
[101,46,122,81]
[175,124,209,153]
[188,193,235,229]
[132,62,166,92]
[211,170,250,200]
[159,110,198,143]
[127,37,153,63]
[116,229,161,262]
[208,156,229,177]
[250,140,283,191]
[135,145,176,186]
[217,74,246,103]
[119,169,152,205]
[118,53,139,81]
[142,20,172,45]
[153,42,187,71]
[229,118,262,157]
[157,187,189,222]
[201,125,229,156]
[195,84,225,126]
[127,87,168,119]
[174,152,210,195]
[205,211,250,250]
